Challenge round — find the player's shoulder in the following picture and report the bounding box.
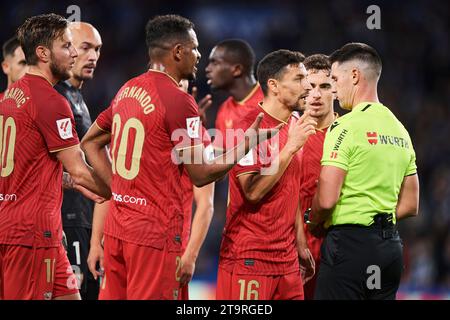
[157,81,195,107]
[245,84,264,106]
[239,106,262,129]
[220,96,235,108]
[31,81,69,107]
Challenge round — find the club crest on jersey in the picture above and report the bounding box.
[43,291,52,300]
[56,118,73,139]
[367,132,378,145]
[186,116,200,139]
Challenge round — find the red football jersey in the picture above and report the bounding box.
[219,105,301,275]
[95,70,207,250]
[0,91,4,101]
[0,74,79,247]
[214,84,263,149]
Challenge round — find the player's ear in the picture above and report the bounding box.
[268,78,279,95]
[351,68,360,85]
[35,45,51,63]
[173,43,184,62]
[1,60,9,74]
[231,64,243,77]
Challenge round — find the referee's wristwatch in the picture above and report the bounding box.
[304,208,317,225]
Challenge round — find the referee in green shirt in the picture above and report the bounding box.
[307,43,419,300]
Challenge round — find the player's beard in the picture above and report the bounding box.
[49,54,72,82]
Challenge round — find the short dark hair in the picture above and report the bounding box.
[329,42,382,77]
[2,36,21,60]
[256,49,305,96]
[17,13,68,66]
[216,39,255,75]
[304,54,331,72]
[145,14,194,57]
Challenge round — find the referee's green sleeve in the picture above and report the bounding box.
[405,136,417,176]
[321,120,353,171]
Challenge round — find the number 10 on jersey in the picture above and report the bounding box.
[111,114,145,180]
[0,115,16,177]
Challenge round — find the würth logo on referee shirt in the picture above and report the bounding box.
[56,118,73,140]
[367,132,378,145]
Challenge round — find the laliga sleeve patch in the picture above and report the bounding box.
[56,118,73,140]
[238,149,255,166]
[186,116,200,139]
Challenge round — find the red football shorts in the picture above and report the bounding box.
[216,266,304,300]
[0,244,79,300]
[99,235,181,300]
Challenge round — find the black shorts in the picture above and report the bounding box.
[63,227,99,300]
[314,224,403,300]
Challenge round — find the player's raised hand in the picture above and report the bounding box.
[191,86,212,124]
[179,253,196,287]
[87,243,104,280]
[286,110,317,152]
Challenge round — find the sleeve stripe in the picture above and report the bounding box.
[49,143,79,153]
[236,170,259,178]
[95,121,110,133]
[405,172,417,177]
[175,143,203,151]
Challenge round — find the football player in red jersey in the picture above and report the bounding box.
[206,39,263,152]
[297,54,338,299]
[0,14,110,300]
[216,50,317,300]
[81,15,278,300]
[1,36,27,99]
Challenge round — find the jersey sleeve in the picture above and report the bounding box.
[164,92,205,150]
[233,147,262,177]
[321,120,353,171]
[233,134,274,178]
[34,94,79,153]
[405,138,417,176]
[95,105,113,132]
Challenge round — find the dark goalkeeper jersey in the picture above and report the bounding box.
[55,80,94,228]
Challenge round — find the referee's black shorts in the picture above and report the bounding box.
[314,220,403,300]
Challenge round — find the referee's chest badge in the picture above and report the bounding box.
[367,132,378,145]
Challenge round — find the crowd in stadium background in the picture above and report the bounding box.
[1,0,448,299]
